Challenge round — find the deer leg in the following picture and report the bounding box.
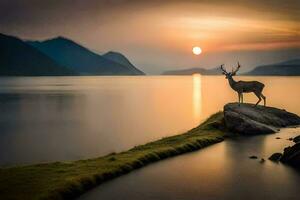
[260,93,266,106]
[241,93,244,104]
[254,92,261,106]
[238,93,241,105]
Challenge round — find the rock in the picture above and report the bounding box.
[260,158,265,163]
[249,155,258,159]
[288,137,293,141]
[293,135,300,143]
[224,103,300,135]
[280,143,300,167]
[268,153,282,162]
[276,137,281,139]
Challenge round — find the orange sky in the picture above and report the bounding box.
[103,2,299,52]
[0,0,299,73]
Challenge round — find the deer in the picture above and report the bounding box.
[220,62,266,106]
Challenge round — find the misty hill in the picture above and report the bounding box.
[103,51,144,75]
[245,59,300,76]
[28,37,144,75]
[0,33,76,76]
[162,67,222,75]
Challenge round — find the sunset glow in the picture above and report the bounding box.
[0,0,298,73]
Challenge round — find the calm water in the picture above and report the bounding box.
[0,76,299,166]
[79,128,300,200]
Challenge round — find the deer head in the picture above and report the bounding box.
[220,62,241,79]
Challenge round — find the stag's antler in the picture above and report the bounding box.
[220,64,227,74]
[232,62,241,75]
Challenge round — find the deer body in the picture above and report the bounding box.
[221,63,266,106]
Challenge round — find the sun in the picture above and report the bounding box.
[192,46,202,55]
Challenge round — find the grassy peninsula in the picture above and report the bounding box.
[0,112,225,200]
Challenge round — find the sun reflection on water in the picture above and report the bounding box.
[193,74,202,124]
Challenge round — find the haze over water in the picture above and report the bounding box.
[0,76,299,166]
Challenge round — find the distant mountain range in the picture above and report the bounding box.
[28,37,144,75]
[1,32,299,77]
[162,59,300,76]
[0,33,144,76]
[162,67,222,75]
[0,33,77,76]
[103,51,144,75]
[244,59,300,76]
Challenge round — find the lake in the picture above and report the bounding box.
[0,76,300,166]
[79,127,300,200]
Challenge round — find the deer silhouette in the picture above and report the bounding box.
[220,62,266,106]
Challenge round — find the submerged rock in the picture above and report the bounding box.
[249,155,258,159]
[268,153,282,162]
[224,103,300,135]
[293,135,300,143]
[280,143,300,167]
[276,137,281,139]
[270,136,300,169]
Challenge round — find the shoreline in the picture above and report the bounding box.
[0,112,226,200]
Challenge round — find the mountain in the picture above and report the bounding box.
[0,33,76,76]
[103,51,144,75]
[162,67,222,75]
[28,37,144,75]
[244,59,300,76]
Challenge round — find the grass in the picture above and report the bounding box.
[0,112,226,200]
